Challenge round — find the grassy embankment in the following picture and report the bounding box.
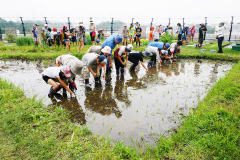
[0,42,239,159]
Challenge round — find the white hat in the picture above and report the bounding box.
[126,44,133,52]
[161,50,166,54]
[170,48,174,53]
[67,59,84,75]
[101,46,111,54]
[44,24,48,27]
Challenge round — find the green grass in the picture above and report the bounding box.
[0,41,240,159]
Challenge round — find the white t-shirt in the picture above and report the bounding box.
[169,43,181,51]
[42,67,61,78]
[87,46,102,55]
[82,53,99,68]
[118,46,129,57]
[56,54,78,65]
[145,46,160,63]
[215,26,225,38]
[89,24,95,32]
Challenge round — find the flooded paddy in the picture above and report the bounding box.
[0,59,233,145]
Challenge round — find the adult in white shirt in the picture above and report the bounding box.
[215,22,226,53]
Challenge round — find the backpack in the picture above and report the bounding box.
[153,31,159,40]
[92,31,96,37]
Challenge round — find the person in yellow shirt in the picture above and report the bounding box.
[129,23,135,45]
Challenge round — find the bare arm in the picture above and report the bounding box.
[108,55,113,68]
[56,77,74,95]
[125,54,128,65]
[118,55,125,66]
[87,66,97,77]
[140,61,148,72]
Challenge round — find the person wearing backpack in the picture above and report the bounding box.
[89,20,96,46]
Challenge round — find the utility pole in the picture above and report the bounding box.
[168,18,171,26]
[111,18,114,35]
[20,17,26,36]
[0,28,2,41]
[229,16,234,42]
[204,17,207,40]
[182,18,185,30]
[150,18,154,27]
[44,17,48,25]
[68,17,71,30]
[132,18,134,24]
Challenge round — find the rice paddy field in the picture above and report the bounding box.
[0,42,239,159]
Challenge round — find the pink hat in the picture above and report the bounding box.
[60,66,71,78]
[101,46,111,54]
[63,25,67,28]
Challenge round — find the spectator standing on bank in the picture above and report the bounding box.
[196,23,207,49]
[135,24,142,47]
[89,20,96,46]
[157,25,163,36]
[177,23,183,41]
[190,26,196,42]
[32,25,38,47]
[215,22,226,53]
[77,22,85,53]
[41,28,47,45]
[70,27,77,48]
[148,27,154,43]
[122,25,129,46]
[129,23,135,45]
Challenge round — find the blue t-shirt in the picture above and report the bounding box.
[178,26,182,34]
[164,28,168,32]
[184,28,188,36]
[101,34,117,53]
[147,42,164,49]
[32,30,38,38]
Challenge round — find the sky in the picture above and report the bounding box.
[1,0,240,25]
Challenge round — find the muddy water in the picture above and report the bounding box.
[0,59,233,146]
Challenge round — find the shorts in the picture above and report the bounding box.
[136,35,141,38]
[183,36,187,40]
[42,75,54,84]
[96,40,100,44]
[64,39,69,42]
[33,37,38,41]
[90,32,95,41]
[78,37,84,42]
[191,34,194,36]
[149,40,153,43]
[199,37,203,44]
[124,37,128,39]
[154,39,159,42]
[129,35,134,38]
[72,36,77,42]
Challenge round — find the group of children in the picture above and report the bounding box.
[42,30,183,98]
[122,22,142,47]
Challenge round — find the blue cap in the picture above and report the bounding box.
[165,43,170,49]
[98,55,106,62]
[115,34,123,43]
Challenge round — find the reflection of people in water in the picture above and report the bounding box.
[84,83,122,118]
[125,71,147,89]
[114,76,131,107]
[49,93,86,124]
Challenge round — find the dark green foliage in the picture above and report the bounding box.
[16,37,34,46]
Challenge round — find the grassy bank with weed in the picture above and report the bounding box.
[1,42,239,62]
[0,78,139,159]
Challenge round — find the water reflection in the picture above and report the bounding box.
[84,83,122,118]
[49,93,86,124]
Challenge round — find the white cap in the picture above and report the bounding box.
[44,24,48,27]
[101,46,111,54]
[126,44,133,52]
[170,48,174,53]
